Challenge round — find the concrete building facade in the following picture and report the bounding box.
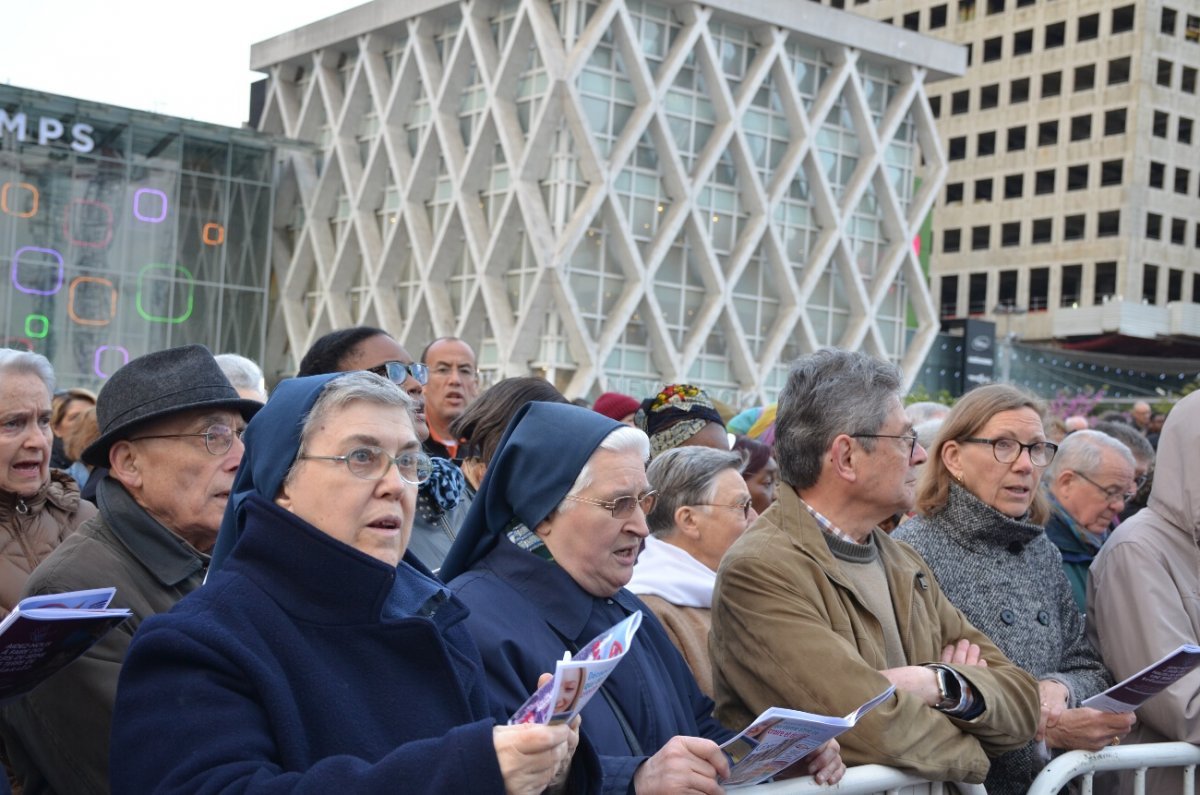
[251,0,964,402]
[827,0,1200,355]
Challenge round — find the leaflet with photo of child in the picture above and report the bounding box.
[509,611,643,725]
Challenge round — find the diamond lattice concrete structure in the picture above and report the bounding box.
[252,0,965,402]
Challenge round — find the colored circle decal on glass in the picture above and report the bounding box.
[23,315,48,339]
[133,188,169,223]
[136,263,195,324]
[11,246,65,295]
[68,276,119,326]
[94,345,131,378]
[0,182,38,218]
[201,222,225,246]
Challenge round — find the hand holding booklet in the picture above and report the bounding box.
[1082,643,1200,713]
[719,685,895,788]
[509,611,643,725]
[0,587,130,701]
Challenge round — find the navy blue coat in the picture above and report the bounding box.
[451,537,733,794]
[111,496,508,793]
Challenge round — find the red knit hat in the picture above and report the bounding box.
[592,391,640,422]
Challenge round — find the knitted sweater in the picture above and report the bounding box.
[895,484,1111,795]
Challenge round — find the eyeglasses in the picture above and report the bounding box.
[565,489,658,518]
[961,437,1058,467]
[129,424,243,456]
[300,446,433,485]
[430,364,479,381]
[851,433,920,460]
[366,361,429,386]
[1071,470,1136,505]
[696,498,755,521]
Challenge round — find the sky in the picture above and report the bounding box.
[2,1,366,128]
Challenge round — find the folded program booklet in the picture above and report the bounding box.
[0,587,131,702]
[1082,644,1200,713]
[720,685,896,788]
[510,611,643,725]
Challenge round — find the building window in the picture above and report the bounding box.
[1104,108,1127,135]
[952,90,970,115]
[980,83,1000,109]
[1070,114,1092,141]
[1062,264,1082,306]
[972,225,991,250]
[1095,262,1118,303]
[1064,214,1086,240]
[1029,267,1050,310]
[1007,125,1026,151]
[1074,64,1096,91]
[1183,67,1198,93]
[1015,0,1034,7]
[977,131,997,156]
[1144,264,1160,304]
[939,274,958,317]
[1172,218,1187,245]
[1013,29,1034,55]
[1150,161,1166,188]
[1099,160,1122,186]
[1111,5,1136,33]
[984,36,1004,62]
[1067,164,1089,190]
[930,4,948,28]
[1004,173,1024,198]
[987,0,1004,13]
[975,178,994,202]
[949,136,967,160]
[1035,169,1056,194]
[1147,213,1163,239]
[944,228,962,252]
[1010,77,1031,103]
[1097,210,1120,237]
[1002,221,1021,247]
[1042,71,1062,97]
[1175,168,1191,195]
[1158,59,1174,88]
[1187,14,1199,40]
[1169,268,1183,302]
[1194,273,1200,302]
[968,273,988,314]
[1179,117,1193,144]
[1162,7,1177,35]
[929,95,942,117]
[1078,13,1101,40]
[999,269,1019,305]
[958,0,976,22]
[1038,120,1058,146]
[1033,217,1053,243]
[903,11,920,30]
[1108,57,1131,85]
[1045,21,1067,48]
[946,182,964,203]
[1153,111,1170,137]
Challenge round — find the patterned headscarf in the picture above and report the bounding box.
[635,384,725,459]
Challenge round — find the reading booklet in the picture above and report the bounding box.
[720,686,896,788]
[1082,643,1200,713]
[510,611,643,725]
[0,587,131,701]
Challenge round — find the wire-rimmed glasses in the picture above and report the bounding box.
[1071,470,1136,505]
[696,498,755,521]
[565,490,658,518]
[129,424,243,456]
[851,433,920,460]
[300,446,433,485]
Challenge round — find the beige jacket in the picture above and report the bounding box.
[638,595,714,698]
[710,485,1040,783]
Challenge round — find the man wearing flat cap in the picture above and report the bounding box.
[0,345,260,795]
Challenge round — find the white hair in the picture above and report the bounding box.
[1046,429,1135,482]
[560,426,651,509]
[0,348,55,394]
[215,353,267,400]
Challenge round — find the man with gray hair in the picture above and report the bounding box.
[214,352,268,403]
[1043,429,1137,612]
[710,348,1039,784]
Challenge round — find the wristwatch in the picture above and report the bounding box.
[931,665,961,711]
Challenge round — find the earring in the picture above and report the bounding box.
[955,472,964,484]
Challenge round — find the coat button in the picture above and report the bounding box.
[1001,609,1016,624]
[1037,610,1051,625]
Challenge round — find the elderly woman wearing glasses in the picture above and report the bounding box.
[111,373,590,794]
[441,403,842,794]
[627,447,756,697]
[894,384,1133,795]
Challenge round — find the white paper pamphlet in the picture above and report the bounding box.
[1082,643,1200,713]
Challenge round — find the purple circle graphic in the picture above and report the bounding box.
[11,246,65,295]
[133,188,169,223]
[94,345,131,378]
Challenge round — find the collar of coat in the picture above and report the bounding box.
[96,475,208,588]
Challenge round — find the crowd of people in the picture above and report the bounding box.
[0,330,1192,794]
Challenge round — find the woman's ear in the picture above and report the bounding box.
[275,477,295,512]
[941,440,962,481]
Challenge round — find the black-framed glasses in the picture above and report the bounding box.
[851,433,919,460]
[962,437,1057,466]
[696,498,755,521]
[129,424,243,456]
[1071,470,1136,504]
[565,489,658,518]
[366,361,429,386]
[300,446,433,485]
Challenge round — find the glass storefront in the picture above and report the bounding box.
[0,85,274,390]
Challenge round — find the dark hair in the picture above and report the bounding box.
[297,327,390,376]
[732,435,772,476]
[449,377,568,466]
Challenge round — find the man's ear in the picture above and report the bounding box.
[674,505,702,540]
[107,441,143,491]
[828,435,858,482]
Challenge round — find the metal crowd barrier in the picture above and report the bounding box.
[752,765,988,794]
[1025,741,1200,795]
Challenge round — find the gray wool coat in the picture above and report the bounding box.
[895,484,1112,795]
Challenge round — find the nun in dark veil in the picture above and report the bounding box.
[109,373,593,794]
[442,402,844,794]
